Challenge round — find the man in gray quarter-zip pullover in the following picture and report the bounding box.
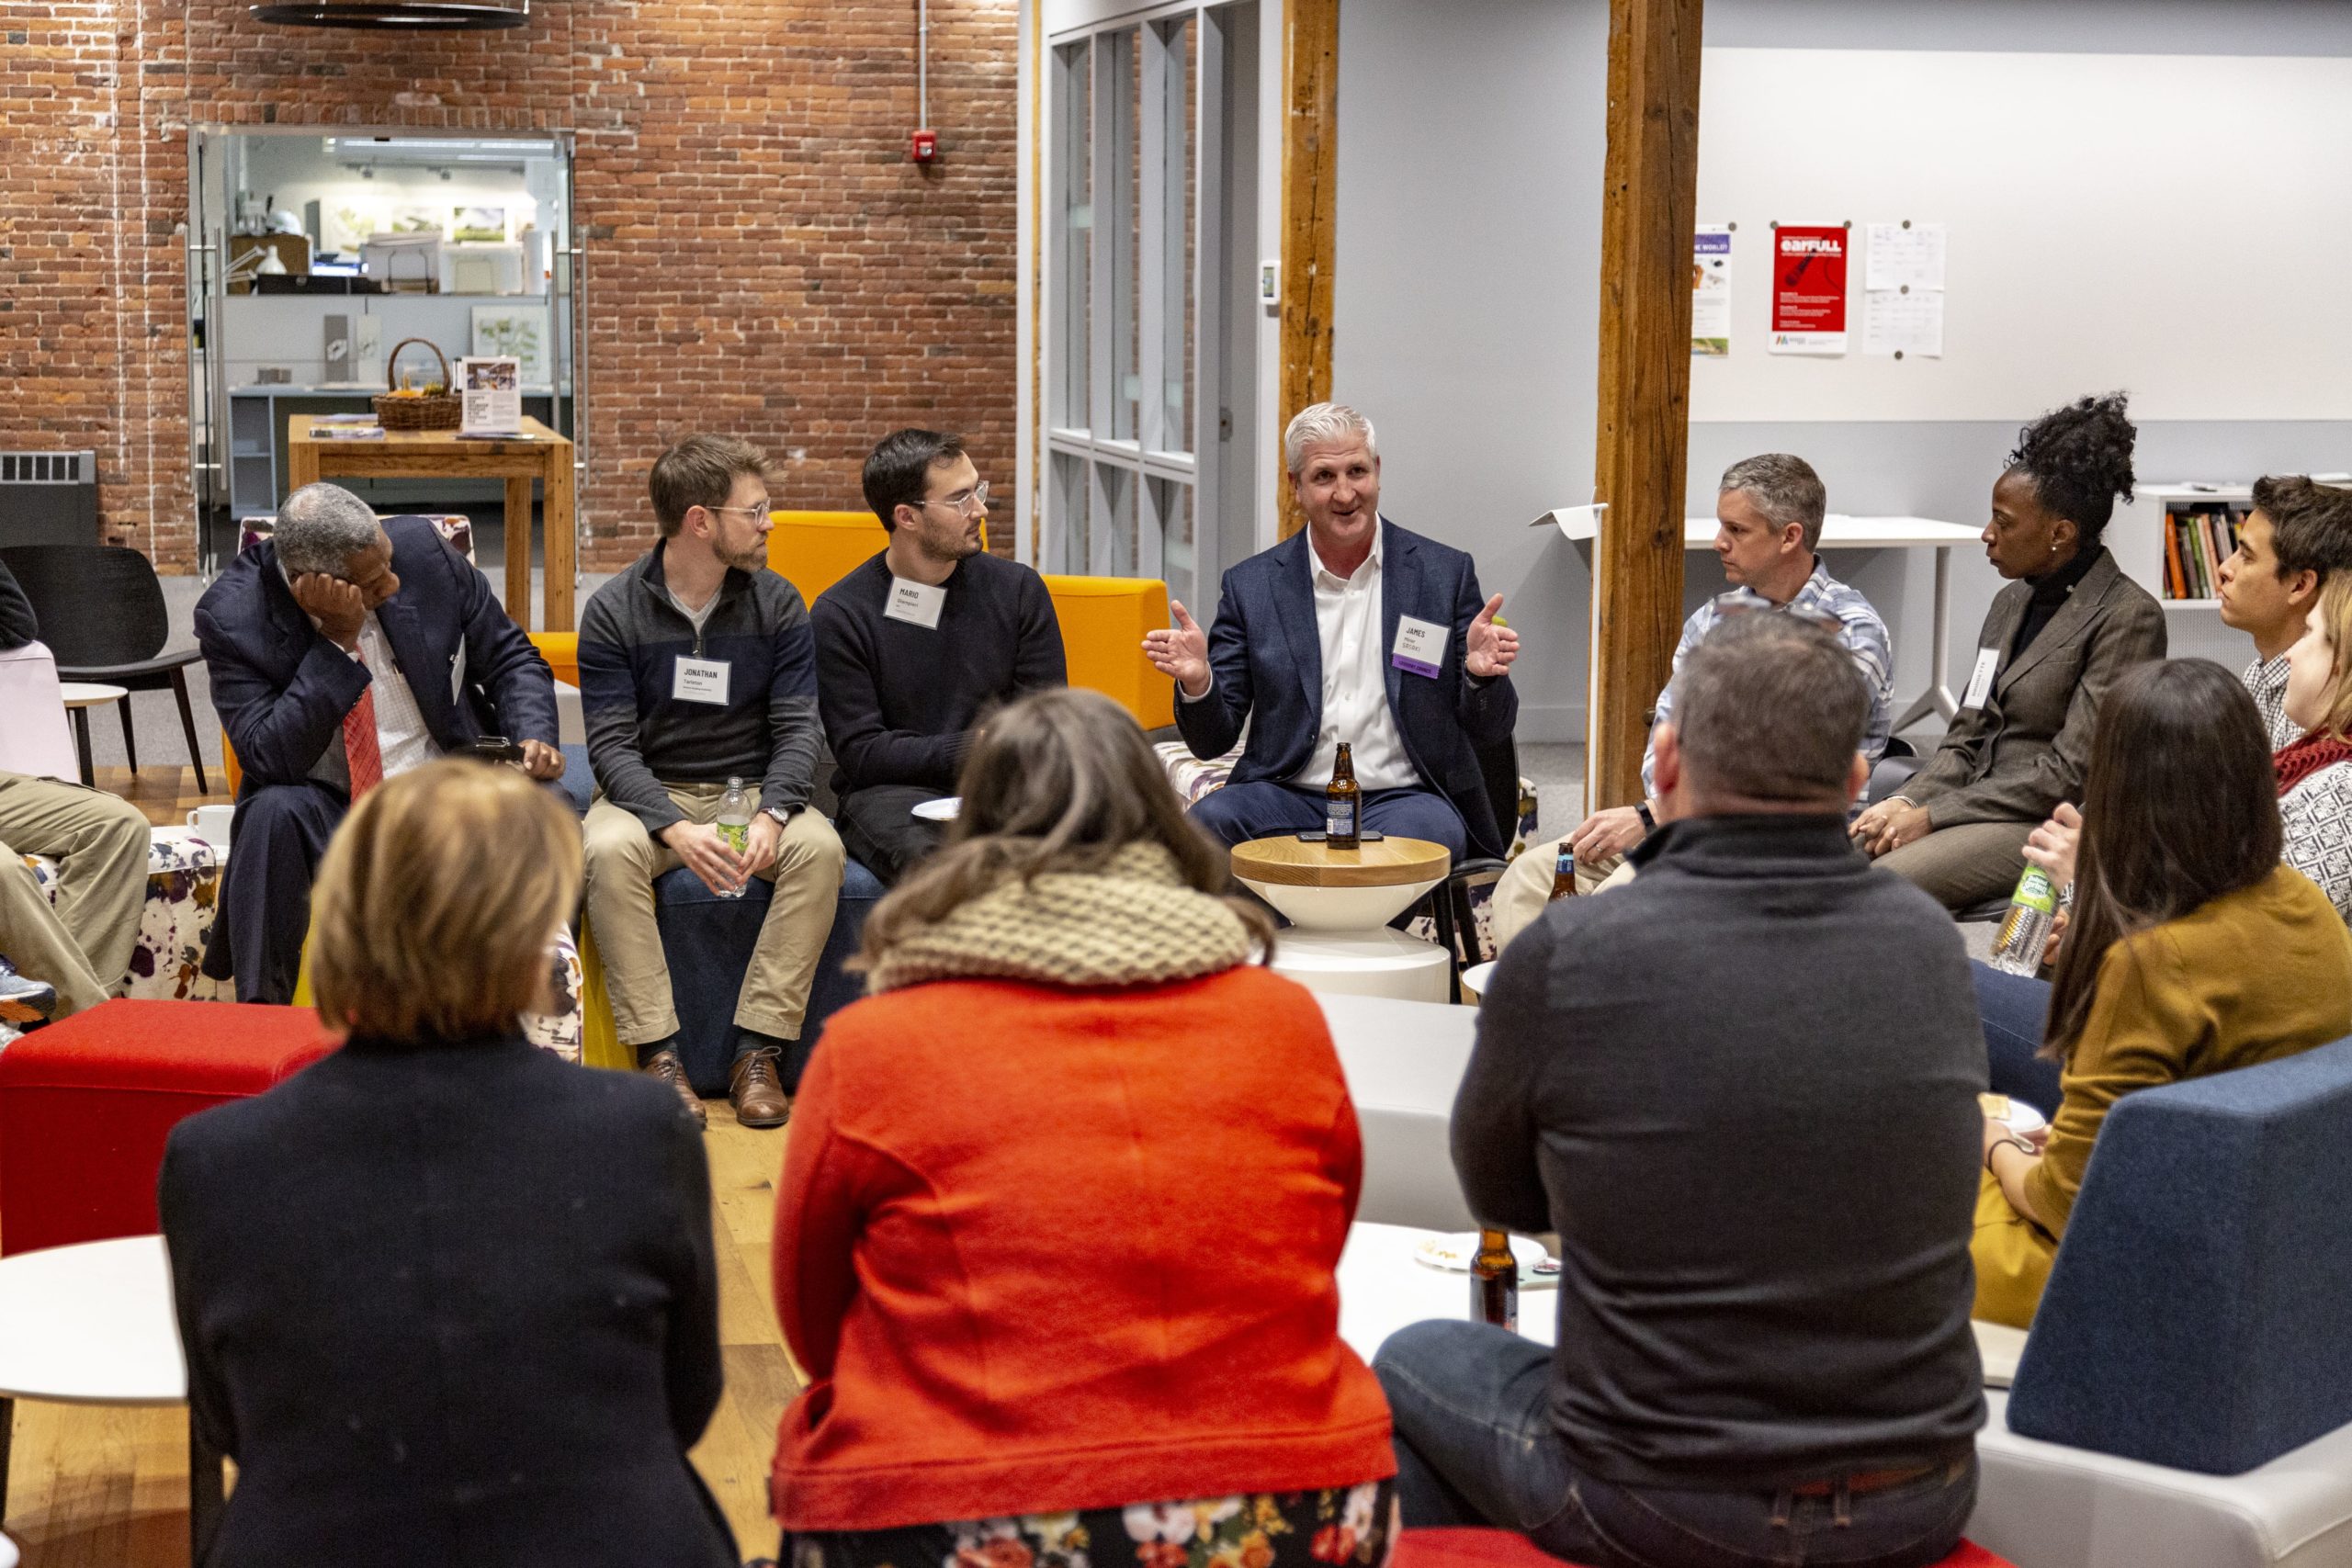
[579,435,843,1131]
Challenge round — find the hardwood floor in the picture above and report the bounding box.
[2,1101,801,1567]
[80,767,233,830]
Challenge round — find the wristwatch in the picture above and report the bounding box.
[1634,801,1656,831]
[763,806,791,829]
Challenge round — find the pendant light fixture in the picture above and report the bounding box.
[251,2,530,28]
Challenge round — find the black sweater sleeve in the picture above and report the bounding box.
[0,563,39,650]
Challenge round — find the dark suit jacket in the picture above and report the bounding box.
[1908,546,2166,828]
[159,1035,737,1568]
[194,513,558,791]
[1175,517,1518,857]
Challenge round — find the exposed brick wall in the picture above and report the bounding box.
[0,0,1018,583]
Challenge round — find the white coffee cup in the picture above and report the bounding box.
[186,804,235,842]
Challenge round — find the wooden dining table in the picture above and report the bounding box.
[285,415,576,631]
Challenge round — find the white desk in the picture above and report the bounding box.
[0,1235,222,1558]
[1540,510,1984,733]
[1338,1221,1559,1363]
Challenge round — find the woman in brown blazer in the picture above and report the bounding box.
[1851,393,2166,909]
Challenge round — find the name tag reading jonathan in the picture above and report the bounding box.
[884,577,947,630]
[673,656,732,705]
[1392,615,1448,679]
[1961,646,2000,712]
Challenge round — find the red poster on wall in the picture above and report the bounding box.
[1770,224,1849,355]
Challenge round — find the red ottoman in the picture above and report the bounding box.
[1392,1529,2013,1568]
[0,999,334,1256]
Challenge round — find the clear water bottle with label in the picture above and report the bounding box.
[715,776,753,901]
[1987,864,2060,976]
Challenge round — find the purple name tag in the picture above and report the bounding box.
[1392,651,1442,679]
[1390,615,1448,679]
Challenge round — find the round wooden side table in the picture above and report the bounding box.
[1229,835,1453,1002]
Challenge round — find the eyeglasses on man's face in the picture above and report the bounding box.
[920,480,990,517]
[705,502,772,522]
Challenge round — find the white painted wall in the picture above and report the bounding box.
[1328,1,2352,743]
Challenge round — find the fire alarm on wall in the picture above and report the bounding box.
[910,129,939,164]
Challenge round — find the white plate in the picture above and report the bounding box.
[911,796,961,822]
[1979,1093,2048,1135]
[1414,1232,1555,1274]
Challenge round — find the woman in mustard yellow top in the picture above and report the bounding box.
[1974,660,2352,1326]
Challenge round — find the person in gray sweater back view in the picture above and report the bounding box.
[1375,613,1987,1568]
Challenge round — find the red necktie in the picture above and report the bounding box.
[344,652,384,800]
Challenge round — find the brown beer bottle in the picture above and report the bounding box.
[1471,1226,1519,1331]
[1326,741,1361,850]
[1547,840,1577,902]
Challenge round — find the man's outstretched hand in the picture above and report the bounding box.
[1466,594,1519,679]
[1142,600,1212,699]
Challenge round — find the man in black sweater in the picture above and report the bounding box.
[1374,615,1986,1568]
[812,430,1065,883]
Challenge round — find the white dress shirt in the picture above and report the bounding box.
[1293,528,1420,793]
[301,605,440,790]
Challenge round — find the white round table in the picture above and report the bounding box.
[1337,1221,1558,1363]
[0,1235,221,1557]
[57,682,128,788]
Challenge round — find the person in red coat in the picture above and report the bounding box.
[770,687,1396,1568]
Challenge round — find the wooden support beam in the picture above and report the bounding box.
[1587,0,1703,808]
[1277,0,1340,540]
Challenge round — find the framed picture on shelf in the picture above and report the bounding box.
[451,205,509,243]
[470,306,550,388]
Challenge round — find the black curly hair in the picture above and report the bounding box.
[2004,392,2137,544]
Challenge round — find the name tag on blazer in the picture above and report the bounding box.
[1392,615,1448,679]
[1961,646,2000,712]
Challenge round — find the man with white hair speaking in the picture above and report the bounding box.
[1145,403,1520,861]
[196,483,560,1003]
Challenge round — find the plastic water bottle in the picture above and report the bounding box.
[715,776,752,901]
[1987,864,2060,976]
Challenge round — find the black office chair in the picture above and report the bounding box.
[1423,733,1526,993]
[0,545,209,795]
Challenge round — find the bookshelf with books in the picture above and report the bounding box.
[2109,479,2351,667]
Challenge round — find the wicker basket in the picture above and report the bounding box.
[373,338,463,432]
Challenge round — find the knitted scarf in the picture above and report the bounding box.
[865,840,1257,995]
[2277,732,2352,797]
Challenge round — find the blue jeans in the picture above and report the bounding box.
[1188,781,1468,862]
[1374,1322,1977,1568]
[1970,960,2063,1118]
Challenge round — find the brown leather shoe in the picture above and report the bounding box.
[641,1048,707,1129]
[729,1046,790,1129]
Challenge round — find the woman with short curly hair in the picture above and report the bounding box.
[1851,392,2168,909]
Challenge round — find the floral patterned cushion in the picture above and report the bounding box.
[21,829,584,1059]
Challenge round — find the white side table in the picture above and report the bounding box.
[0,1235,222,1561]
[56,682,129,789]
[1232,835,1453,1002]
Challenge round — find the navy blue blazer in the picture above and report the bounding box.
[196,513,559,792]
[1174,517,1518,857]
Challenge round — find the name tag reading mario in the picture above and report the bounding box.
[673,657,732,705]
[884,577,947,630]
[1392,615,1448,679]
[1961,646,2000,712]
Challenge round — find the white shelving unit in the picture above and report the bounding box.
[2109,483,2269,668]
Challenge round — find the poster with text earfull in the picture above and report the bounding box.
[1770,224,1848,355]
[1691,224,1732,355]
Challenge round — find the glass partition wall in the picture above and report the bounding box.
[1044,1,1259,611]
[186,129,581,577]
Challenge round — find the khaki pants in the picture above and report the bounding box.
[0,773,151,1017]
[1876,820,2036,912]
[582,784,845,1048]
[1487,834,1635,955]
